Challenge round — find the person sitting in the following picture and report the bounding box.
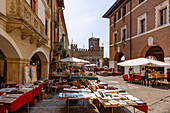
[141,68,145,85]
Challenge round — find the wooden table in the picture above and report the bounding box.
[97,98,148,113]
[59,95,90,113]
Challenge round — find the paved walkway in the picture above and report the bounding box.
[97,75,170,113]
[11,75,170,113]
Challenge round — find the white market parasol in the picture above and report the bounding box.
[56,57,90,64]
[117,58,170,67]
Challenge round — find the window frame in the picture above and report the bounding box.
[141,19,145,33]
[139,0,144,4]
[45,19,48,36]
[137,13,147,34]
[118,10,121,20]
[160,8,167,26]
[122,5,126,17]
[155,0,169,28]
[113,31,118,44]
[121,25,127,42]
[31,0,36,12]
[114,14,117,23]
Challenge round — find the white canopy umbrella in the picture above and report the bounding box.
[117,58,170,67]
[84,64,90,67]
[90,64,97,67]
[56,57,90,64]
[84,64,97,67]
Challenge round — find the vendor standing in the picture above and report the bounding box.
[128,68,134,83]
[167,68,170,87]
[145,67,151,87]
[141,68,145,85]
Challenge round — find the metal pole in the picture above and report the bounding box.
[130,0,132,59]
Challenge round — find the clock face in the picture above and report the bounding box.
[91,45,93,48]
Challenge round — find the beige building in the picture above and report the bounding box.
[51,0,70,71]
[71,37,104,67]
[0,0,52,84]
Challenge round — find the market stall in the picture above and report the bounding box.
[118,58,170,84]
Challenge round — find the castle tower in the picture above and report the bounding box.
[89,37,100,51]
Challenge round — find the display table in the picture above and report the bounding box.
[86,80,148,113]
[71,76,98,80]
[0,84,43,113]
[97,98,148,113]
[59,93,95,113]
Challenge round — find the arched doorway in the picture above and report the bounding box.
[145,46,164,72]
[0,29,23,83]
[29,49,49,80]
[145,46,164,61]
[114,52,125,74]
[30,53,41,80]
[0,50,6,83]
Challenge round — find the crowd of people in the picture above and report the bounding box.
[128,67,170,87]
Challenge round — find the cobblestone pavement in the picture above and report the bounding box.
[97,75,170,113]
[11,75,170,113]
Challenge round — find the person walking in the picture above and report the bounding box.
[141,68,145,85]
[167,68,170,87]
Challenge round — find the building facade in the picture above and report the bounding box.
[0,0,52,84]
[51,0,70,71]
[103,0,170,73]
[70,37,104,67]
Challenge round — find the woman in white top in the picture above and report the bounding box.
[141,68,145,85]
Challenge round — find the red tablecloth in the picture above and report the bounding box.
[123,74,141,80]
[0,84,43,113]
[5,90,33,112]
[134,104,148,113]
[33,84,43,97]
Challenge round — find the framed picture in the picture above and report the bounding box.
[24,65,37,84]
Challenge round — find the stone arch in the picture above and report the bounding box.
[28,48,49,62]
[0,28,23,59]
[29,48,49,80]
[114,52,125,73]
[114,52,125,62]
[140,45,164,61]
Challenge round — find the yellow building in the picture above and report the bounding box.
[0,0,52,84]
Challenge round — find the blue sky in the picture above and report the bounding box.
[63,0,116,58]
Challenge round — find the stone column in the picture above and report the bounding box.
[6,58,30,84]
[41,61,49,79]
[0,60,4,77]
[109,61,118,71]
[99,59,103,68]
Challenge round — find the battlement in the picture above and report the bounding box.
[89,37,100,40]
[71,44,77,47]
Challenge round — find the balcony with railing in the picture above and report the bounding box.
[6,0,48,46]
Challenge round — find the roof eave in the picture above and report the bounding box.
[102,0,126,18]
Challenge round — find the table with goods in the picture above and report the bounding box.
[0,79,49,113]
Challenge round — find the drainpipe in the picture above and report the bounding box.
[130,0,132,59]
[50,0,54,73]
